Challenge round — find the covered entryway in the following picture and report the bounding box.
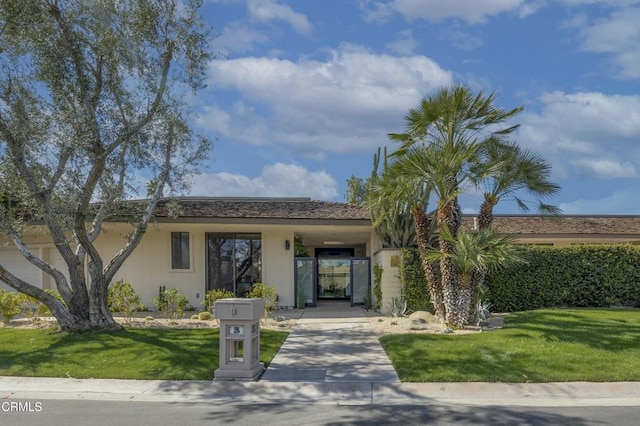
[294,253,370,307]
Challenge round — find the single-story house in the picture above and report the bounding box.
[2,197,640,313]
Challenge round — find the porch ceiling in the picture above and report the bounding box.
[294,228,372,247]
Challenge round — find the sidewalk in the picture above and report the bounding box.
[1,377,639,407]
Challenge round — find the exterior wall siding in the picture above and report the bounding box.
[372,249,402,315]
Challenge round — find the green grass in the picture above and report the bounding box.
[380,308,640,382]
[0,327,288,380]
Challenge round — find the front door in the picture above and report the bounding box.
[316,249,353,300]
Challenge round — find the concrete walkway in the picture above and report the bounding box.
[261,301,399,383]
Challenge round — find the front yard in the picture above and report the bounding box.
[381,308,640,382]
[1,308,639,382]
[0,327,288,380]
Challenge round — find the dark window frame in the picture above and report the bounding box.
[171,232,191,270]
[206,233,261,295]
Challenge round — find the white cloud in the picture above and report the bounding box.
[203,45,453,155]
[573,7,640,78]
[569,158,637,179]
[189,163,337,199]
[559,188,640,214]
[212,21,269,55]
[385,29,418,55]
[247,0,312,35]
[365,0,530,24]
[518,91,640,178]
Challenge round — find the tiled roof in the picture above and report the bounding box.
[463,215,640,235]
[152,197,370,221]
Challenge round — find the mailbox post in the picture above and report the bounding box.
[214,298,264,380]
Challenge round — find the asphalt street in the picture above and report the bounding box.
[2,399,638,426]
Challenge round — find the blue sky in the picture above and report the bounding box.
[186,0,640,214]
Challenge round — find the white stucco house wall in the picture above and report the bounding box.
[2,196,640,314]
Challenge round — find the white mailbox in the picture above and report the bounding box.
[214,298,264,380]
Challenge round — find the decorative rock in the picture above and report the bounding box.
[409,311,438,325]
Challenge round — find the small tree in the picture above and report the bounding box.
[153,287,188,320]
[108,280,143,323]
[426,228,528,327]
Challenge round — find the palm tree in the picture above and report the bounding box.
[425,227,528,328]
[467,139,561,316]
[473,139,561,230]
[388,85,524,324]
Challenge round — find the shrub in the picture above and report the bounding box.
[202,289,235,312]
[373,264,383,311]
[247,283,278,314]
[190,314,199,320]
[487,245,640,312]
[399,248,433,313]
[108,280,143,323]
[153,287,189,320]
[0,289,23,324]
[197,311,212,321]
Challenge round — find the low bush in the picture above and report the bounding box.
[0,289,23,324]
[202,289,235,312]
[247,283,278,314]
[108,280,143,323]
[153,287,189,320]
[197,311,212,321]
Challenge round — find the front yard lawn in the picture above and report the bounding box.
[380,308,640,382]
[0,327,288,380]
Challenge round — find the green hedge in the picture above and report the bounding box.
[399,245,640,313]
[399,248,433,313]
[487,245,640,312]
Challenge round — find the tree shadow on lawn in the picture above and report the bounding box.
[0,328,218,379]
[0,328,287,380]
[504,309,640,351]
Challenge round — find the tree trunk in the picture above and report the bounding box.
[438,198,461,327]
[450,274,474,328]
[412,206,445,322]
[469,198,496,319]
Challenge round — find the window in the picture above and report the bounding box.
[206,233,261,295]
[171,232,190,269]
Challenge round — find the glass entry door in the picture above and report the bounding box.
[317,250,352,299]
[350,257,370,306]
[294,257,316,308]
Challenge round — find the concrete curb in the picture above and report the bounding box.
[1,377,639,406]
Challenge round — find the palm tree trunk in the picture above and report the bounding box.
[438,198,461,326]
[452,274,474,328]
[469,198,496,319]
[412,206,445,322]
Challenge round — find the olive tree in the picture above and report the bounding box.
[0,0,210,331]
